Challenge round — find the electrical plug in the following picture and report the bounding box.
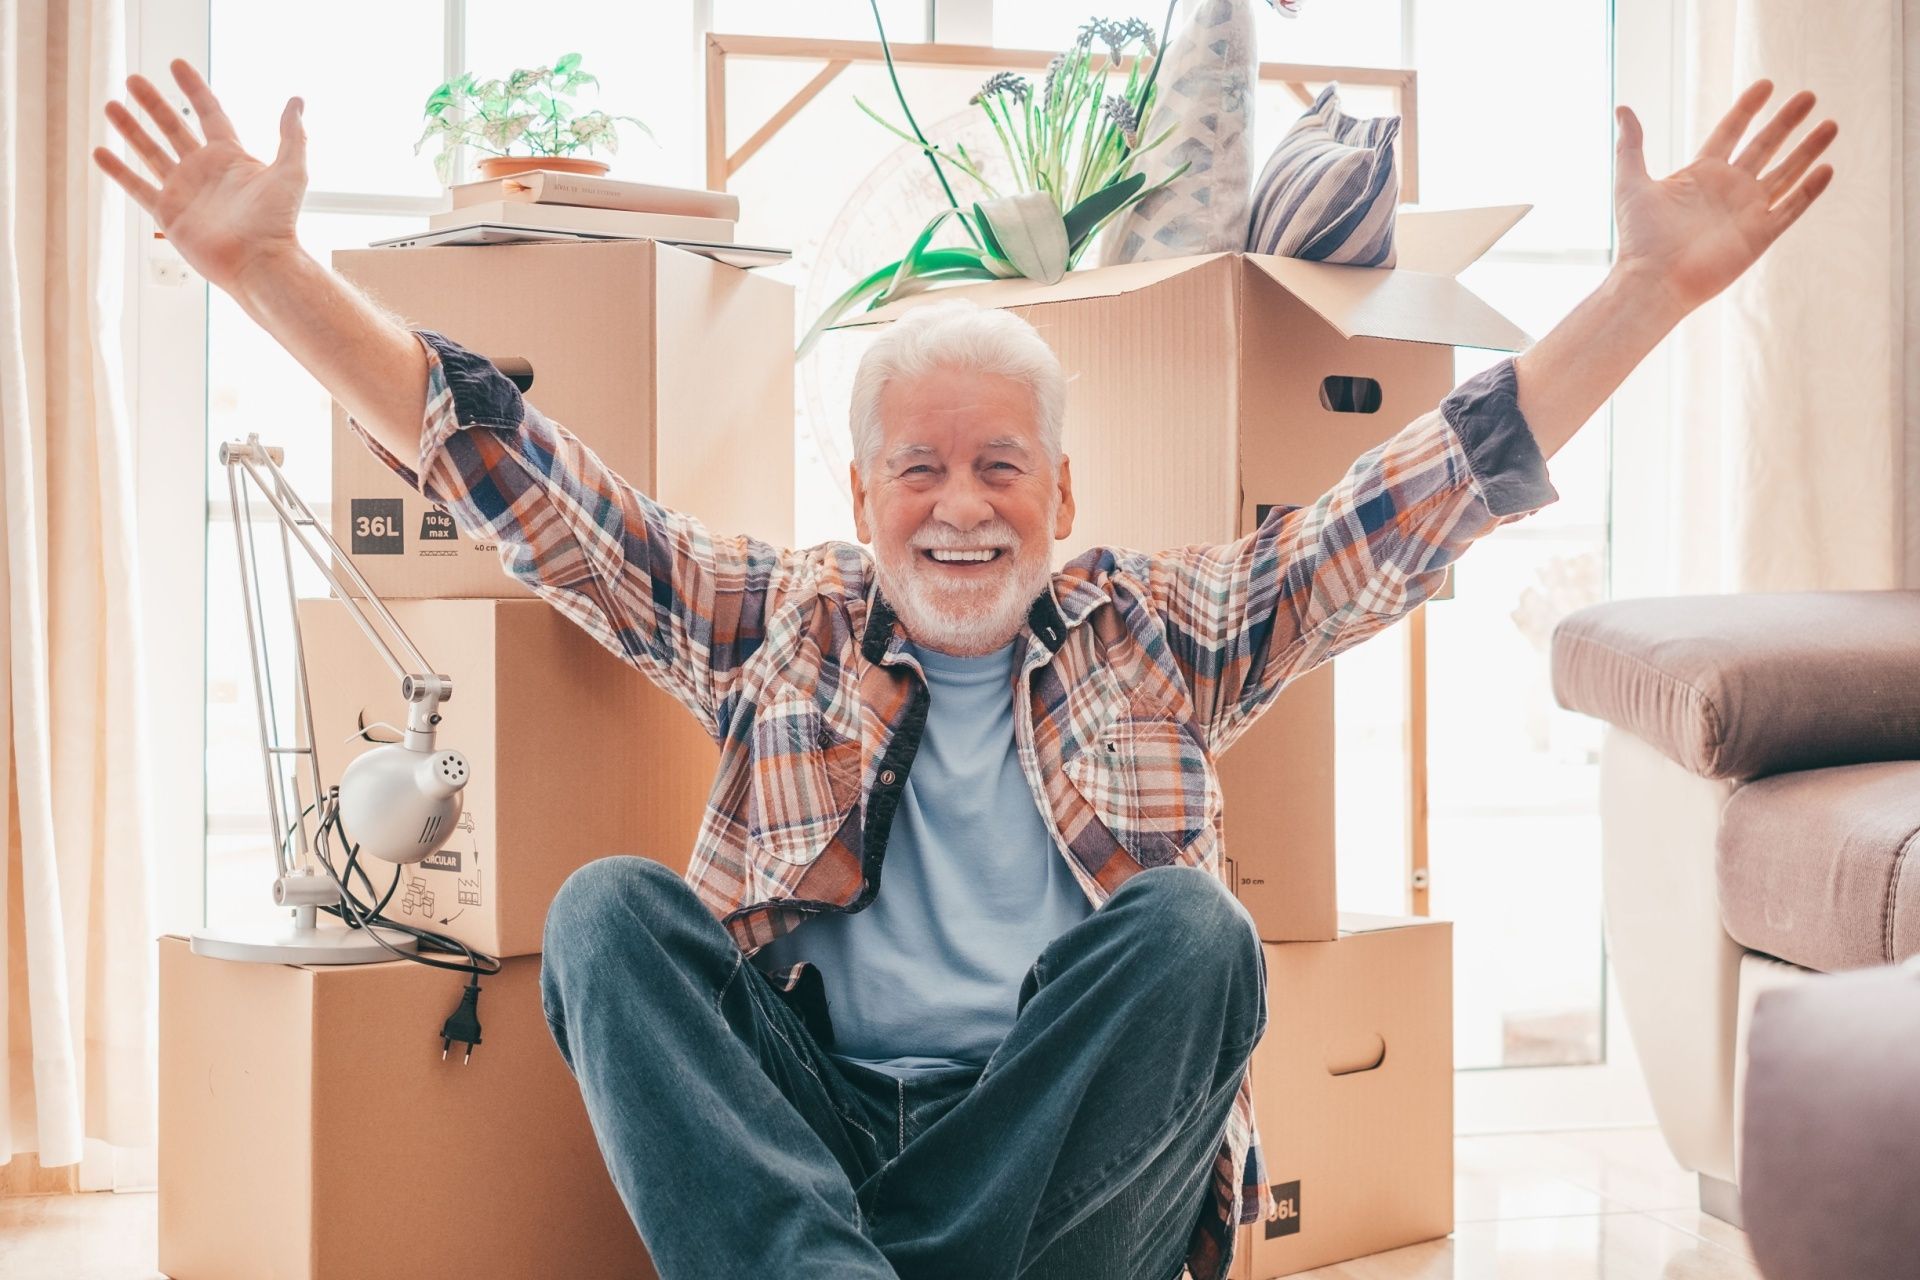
[441,979,483,1064]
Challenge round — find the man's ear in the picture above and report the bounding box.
[1053,453,1076,540]
[850,462,872,543]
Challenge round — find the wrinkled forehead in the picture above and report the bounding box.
[881,434,1037,471]
[875,367,1045,462]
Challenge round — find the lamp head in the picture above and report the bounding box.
[336,742,469,865]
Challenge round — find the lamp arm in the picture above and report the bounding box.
[222,434,455,891]
[221,435,445,697]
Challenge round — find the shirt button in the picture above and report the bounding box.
[880,769,897,786]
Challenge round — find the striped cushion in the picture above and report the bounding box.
[1245,81,1400,266]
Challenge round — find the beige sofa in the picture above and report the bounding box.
[1548,590,1920,1225]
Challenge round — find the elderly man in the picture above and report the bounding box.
[98,61,1833,1280]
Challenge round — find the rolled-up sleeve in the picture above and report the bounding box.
[1442,355,1559,520]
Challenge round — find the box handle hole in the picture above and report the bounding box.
[491,355,534,394]
[1319,375,1382,413]
[1325,1032,1387,1076]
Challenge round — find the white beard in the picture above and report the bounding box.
[869,501,1057,657]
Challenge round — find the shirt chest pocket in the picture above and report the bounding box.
[1062,695,1215,868]
[746,688,863,866]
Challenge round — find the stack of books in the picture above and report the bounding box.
[429,171,742,244]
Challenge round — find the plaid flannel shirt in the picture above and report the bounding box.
[348,327,1558,1280]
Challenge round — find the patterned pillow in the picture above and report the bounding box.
[1245,81,1401,266]
[1096,0,1257,265]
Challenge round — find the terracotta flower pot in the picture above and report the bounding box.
[475,154,611,180]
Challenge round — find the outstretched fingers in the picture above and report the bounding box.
[104,97,175,182]
[124,71,202,160]
[1614,105,1650,189]
[1766,164,1835,241]
[92,144,159,216]
[1762,118,1840,204]
[170,59,240,146]
[1732,89,1816,176]
[1696,78,1773,164]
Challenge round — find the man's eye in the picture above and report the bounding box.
[989,462,1019,472]
[904,465,934,475]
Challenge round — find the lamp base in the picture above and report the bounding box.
[190,919,419,965]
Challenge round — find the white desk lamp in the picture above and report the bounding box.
[192,435,470,965]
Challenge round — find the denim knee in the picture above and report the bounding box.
[1112,865,1267,1048]
[543,854,686,957]
[1115,865,1254,941]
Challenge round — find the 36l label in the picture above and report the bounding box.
[1263,1181,1302,1239]
[351,498,403,555]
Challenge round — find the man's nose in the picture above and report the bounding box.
[930,476,997,531]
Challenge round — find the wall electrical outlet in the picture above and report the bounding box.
[148,252,196,287]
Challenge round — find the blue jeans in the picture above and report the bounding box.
[539,857,1267,1280]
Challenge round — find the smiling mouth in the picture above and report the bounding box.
[919,548,1006,568]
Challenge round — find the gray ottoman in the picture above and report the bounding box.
[1739,957,1920,1279]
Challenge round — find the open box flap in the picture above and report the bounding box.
[1392,203,1533,276]
[1244,253,1533,351]
[831,253,1230,329]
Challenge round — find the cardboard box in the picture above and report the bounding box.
[836,207,1532,940]
[157,936,656,1280]
[331,237,794,599]
[296,596,714,958]
[1233,915,1454,1278]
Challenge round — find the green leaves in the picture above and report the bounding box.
[801,4,1189,357]
[1062,172,1145,251]
[797,244,1001,358]
[415,53,653,183]
[976,193,1069,284]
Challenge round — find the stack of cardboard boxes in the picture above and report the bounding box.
[837,203,1535,1278]
[161,205,1533,1278]
[159,239,795,1280]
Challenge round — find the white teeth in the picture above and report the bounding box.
[927,548,1001,563]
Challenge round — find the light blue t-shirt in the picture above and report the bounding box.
[755,636,1094,1079]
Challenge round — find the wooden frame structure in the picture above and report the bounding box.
[704,32,1419,204]
[702,31,1435,916]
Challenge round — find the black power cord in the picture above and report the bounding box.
[309,786,501,1064]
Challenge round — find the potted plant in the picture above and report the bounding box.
[798,5,1188,356]
[415,52,655,185]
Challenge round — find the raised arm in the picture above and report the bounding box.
[1156,79,1837,752]
[92,60,431,460]
[93,58,791,739]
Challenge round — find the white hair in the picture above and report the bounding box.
[848,299,1066,475]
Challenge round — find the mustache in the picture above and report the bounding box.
[907,524,1020,551]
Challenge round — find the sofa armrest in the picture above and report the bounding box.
[1549,590,1920,780]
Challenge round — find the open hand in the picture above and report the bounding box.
[92,58,308,295]
[1614,78,1838,316]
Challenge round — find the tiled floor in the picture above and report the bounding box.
[0,1127,1761,1279]
[1291,1128,1759,1278]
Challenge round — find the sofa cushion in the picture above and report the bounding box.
[1717,760,1920,971]
[1740,959,1920,1280]
[1550,590,1920,780]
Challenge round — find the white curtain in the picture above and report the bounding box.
[1624,0,1920,593]
[0,0,156,1169]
